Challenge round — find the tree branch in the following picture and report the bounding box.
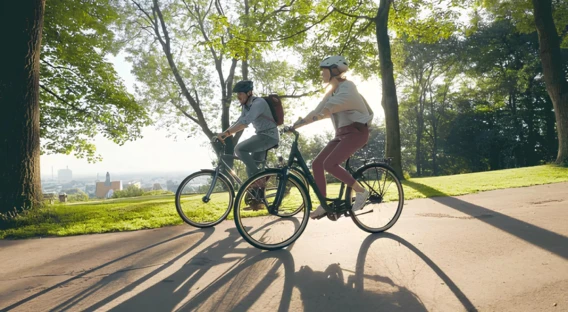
[135,21,155,37]
[258,0,296,27]
[280,89,322,98]
[41,60,82,79]
[149,0,213,138]
[333,7,374,21]
[193,88,201,107]
[153,0,171,46]
[40,84,91,116]
[222,59,238,129]
[131,0,157,28]
[180,0,196,18]
[339,19,374,55]
[205,0,214,17]
[235,9,336,43]
[172,100,199,124]
[150,3,166,46]
[214,0,225,16]
[193,3,219,62]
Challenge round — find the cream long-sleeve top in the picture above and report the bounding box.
[310,80,373,130]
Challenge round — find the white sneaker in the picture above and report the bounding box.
[352,189,369,212]
[310,205,326,219]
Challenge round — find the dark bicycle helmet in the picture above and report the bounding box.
[232,80,254,93]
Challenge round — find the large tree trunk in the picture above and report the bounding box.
[432,125,438,176]
[375,0,404,179]
[415,112,423,176]
[525,78,538,166]
[415,90,426,176]
[544,95,558,160]
[532,0,568,164]
[0,0,46,214]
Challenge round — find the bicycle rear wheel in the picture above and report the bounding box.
[234,169,310,250]
[175,170,234,228]
[347,163,404,233]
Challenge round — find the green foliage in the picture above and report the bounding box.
[479,0,568,47]
[67,190,89,202]
[40,0,150,161]
[142,190,175,196]
[392,17,566,176]
[113,185,144,198]
[121,0,315,140]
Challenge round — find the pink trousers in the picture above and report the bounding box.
[312,123,369,197]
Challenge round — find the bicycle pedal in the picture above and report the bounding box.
[310,213,327,220]
[243,204,263,211]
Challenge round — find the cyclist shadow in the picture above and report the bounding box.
[295,233,476,312]
[100,218,301,312]
[2,227,214,312]
[172,233,476,312]
[294,263,425,312]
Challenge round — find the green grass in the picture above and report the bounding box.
[2,164,567,239]
[401,164,568,199]
[0,195,183,239]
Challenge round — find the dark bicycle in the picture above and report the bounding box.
[175,138,305,228]
[233,126,404,250]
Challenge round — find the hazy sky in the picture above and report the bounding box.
[40,54,383,179]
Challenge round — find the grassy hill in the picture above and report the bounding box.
[1,164,567,239]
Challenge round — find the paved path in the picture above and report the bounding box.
[1,183,567,311]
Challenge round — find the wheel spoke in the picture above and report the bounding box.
[175,171,233,228]
[350,164,404,233]
[234,171,310,250]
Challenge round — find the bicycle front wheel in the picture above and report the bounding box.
[234,169,310,250]
[347,163,404,233]
[175,170,234,228]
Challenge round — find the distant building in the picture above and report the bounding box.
[95,172,122,198]
[58,166,72,182]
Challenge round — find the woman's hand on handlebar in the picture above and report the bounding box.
[311,113,325,122]
[292,117,308,129]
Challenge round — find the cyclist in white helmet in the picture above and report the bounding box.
[293,56,374,219]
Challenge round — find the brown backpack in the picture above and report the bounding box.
[262,94,285,126]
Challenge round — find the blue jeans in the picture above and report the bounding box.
[235,134,279,177]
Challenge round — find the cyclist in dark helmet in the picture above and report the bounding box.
[217,80,280,177]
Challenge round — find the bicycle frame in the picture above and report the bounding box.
[203,140,268,201]
[272,129,355,214]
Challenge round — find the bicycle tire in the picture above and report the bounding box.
[234,169,311,250]
[347,163,404,233]
[175,170,234,228]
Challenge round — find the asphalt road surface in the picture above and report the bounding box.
[1,183,567,312]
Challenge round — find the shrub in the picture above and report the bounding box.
[112,185,144,198]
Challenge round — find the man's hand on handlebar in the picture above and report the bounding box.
[214,131,230,143]
[283,125,294,133]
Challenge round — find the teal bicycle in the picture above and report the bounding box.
[233,126,404,250]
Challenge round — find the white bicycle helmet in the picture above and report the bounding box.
[319,55,349,73]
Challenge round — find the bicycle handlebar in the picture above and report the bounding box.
[281,126,300,141]
[211,137,224,144]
